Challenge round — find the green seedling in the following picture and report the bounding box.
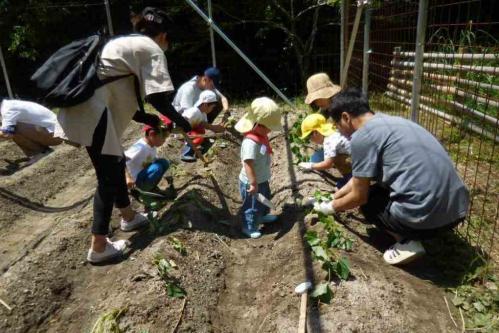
[169,237,187,256]
[152,254,186,299]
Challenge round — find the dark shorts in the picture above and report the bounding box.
[360,184,463,241]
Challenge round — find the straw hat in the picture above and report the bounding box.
[235,97,282,133]
[304,73,341,105]
[300,113,335,139]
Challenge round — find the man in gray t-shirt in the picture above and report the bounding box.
[314,88,469,265]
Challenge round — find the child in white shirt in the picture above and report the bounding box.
[125,115,171,192]
[180,90,225,162]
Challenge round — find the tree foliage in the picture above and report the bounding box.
[0,0,341,99]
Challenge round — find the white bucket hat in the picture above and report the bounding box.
[235,97,282,133]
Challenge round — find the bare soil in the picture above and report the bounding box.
[0,109,463,332]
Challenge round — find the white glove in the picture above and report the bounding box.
[313,200,335,215]
[298,162,314,171]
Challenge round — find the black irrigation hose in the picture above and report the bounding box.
[0,187,92,213]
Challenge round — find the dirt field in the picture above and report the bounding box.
[0,109,461,332]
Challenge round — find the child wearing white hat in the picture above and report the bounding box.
[180,90,225,161]
[235,97,282,238]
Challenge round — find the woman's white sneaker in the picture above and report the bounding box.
[120,212,149,231]
[383,239,426,265]
[87,238,127,263]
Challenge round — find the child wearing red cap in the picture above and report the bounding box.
[125,115,172,193]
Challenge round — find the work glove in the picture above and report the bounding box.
[298,162,314,172]
[313,200,335,215]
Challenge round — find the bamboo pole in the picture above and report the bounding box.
[390,69,499,92]
[385,91,499,143]
[389,76,499,109]
[341,2,365,87]
[387,83,498,126]
[410,0,429,123]
[391,60,498,75]
[397,52,498,61]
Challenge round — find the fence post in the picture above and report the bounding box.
[362,7,371,96]
[207,0,217,67]
[410,0,429,123]
[0,45,13,98]
[104,0,114,36]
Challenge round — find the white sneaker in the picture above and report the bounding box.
[87,238,127,263]
[383,239,426,265]
[120,212,149,231]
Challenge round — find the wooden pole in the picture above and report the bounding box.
[410,0,429,123]
[297,293,308,333]
[341,2,364,88]
[340,0,349,85]
[0,45,13,98]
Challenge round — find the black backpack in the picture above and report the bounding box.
[31,34,131,108]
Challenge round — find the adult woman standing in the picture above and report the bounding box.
[55,7,191,263]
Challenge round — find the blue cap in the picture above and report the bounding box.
[204,67,221,88]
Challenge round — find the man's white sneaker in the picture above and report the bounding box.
[120,212,149,231]
[87,238,127,263]
[383,239,426,265]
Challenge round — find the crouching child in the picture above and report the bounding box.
[298,113,352,188]
[235,97,282,238]
[180,90,226,162]
[125,115,173,196]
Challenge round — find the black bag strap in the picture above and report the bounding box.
[133,75,145,114]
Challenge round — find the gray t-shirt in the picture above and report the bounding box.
[351,114,469,229]
[239,138,271,184]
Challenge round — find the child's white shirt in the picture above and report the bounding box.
[182,106,207,128]
[125,138,157,181]
[323,132,351,158]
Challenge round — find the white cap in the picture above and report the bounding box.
[195,90,218,107]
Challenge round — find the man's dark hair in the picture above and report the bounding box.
[327,87,372,122]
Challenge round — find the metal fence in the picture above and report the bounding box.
[345,0,499,267]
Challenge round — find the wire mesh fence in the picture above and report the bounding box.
[347,0,499,268]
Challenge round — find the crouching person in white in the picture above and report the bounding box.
[0,99,63,165]
[313,88,469,265]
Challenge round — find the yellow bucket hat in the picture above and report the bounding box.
[300,113,335,139]
[235,97,282,133]
[304,73,341,105]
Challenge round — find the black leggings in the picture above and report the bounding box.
[360,184,463,241]
[86,111,130,235]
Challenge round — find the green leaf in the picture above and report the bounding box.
[166,284,186,298]
[335,257,350,281]
[310,283,333,304]
[312,245,330,262]
[304,230,320,246]
[472,301,486,313]
[452,296,465,307]
[169,237,187,256]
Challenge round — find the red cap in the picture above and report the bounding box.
[143,115,173,132]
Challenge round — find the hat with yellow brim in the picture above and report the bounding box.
[300,113,335,139]
[235,97,282,133]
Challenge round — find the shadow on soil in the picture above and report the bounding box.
[339,213,487,289]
